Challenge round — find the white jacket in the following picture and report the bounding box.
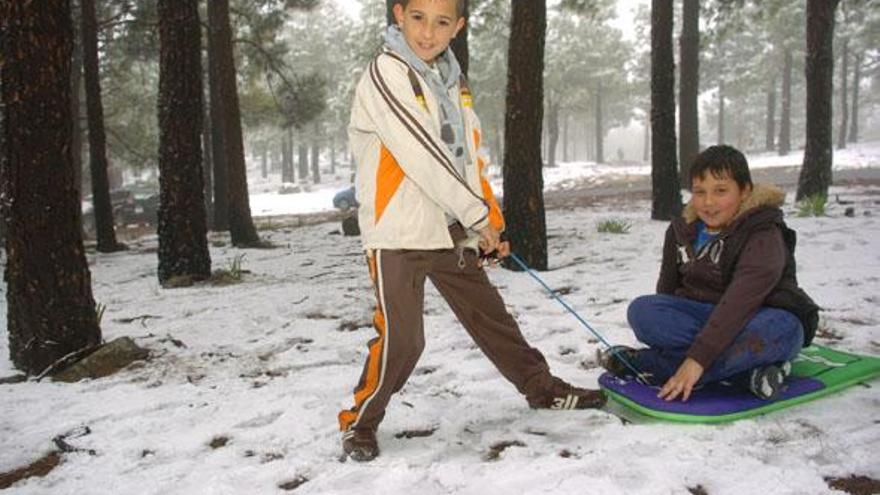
[349,50,504,250]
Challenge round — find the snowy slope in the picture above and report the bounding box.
[1,151,879,494]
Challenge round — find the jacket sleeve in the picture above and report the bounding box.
[471,114,505,231]
[351,54,490,231]
[685,227,787,368]
[656,224,680,294]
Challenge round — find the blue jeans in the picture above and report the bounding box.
[626,294,804,385]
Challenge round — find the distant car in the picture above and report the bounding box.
[333,186,358,211]
[82,188,159,233]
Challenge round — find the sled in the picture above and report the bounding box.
[599,344,880,424]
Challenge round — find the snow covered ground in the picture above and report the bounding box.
[1,143,879,494]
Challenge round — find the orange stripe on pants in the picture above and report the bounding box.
[338,253,388,431]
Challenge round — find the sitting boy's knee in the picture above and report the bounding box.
[627,295,658,323]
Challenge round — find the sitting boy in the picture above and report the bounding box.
[602,145,818,402]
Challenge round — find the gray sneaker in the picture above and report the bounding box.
[747,365,785,401]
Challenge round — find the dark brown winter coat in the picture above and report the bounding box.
[657,184,819,368]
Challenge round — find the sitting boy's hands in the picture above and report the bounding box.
[658,358,704,402]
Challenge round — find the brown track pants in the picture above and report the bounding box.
[338,242,554,432]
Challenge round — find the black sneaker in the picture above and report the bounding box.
[747,365,785,401]
[527,377,607,410]
[342,427,379,462]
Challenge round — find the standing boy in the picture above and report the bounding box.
[340,0,605,462]
[602,145,818,402]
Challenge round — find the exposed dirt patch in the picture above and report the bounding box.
[278,475,309,491]
[825,475,880,495]
[0,452,62,489]
[687,485,709,495]
[395,427,437,439]
[484,440,526,461]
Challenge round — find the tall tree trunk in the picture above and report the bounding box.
[836,37,848,150]
[157,0,211,284]
[261,146,268,179]
[207,0,259,246]
[765,78,776,151]
[678,0,699,184]
[450,0,469,76]
[502,0,547,271]
[310,141,321,184]
[280,132,292,183]
[848,51,861,143]
[547,99,559,168]
[1,0,102,374]
[650,0,682,220]
[717,79,725,144]
[297,144,309,181]
[330,137,337,175]
[81,0,125,252]
[202,61,214,226]
[562,113,569,162]
[71,0,84,202]
[778,49,793,155]
[595,81,604,164]
[797,0,840,201]
[207,14,228,231]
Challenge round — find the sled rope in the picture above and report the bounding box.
[508,252,651,385]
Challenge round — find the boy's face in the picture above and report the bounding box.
[393,0,464,64]
[690,171,751,231]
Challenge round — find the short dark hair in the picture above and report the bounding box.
[395,0,465,18]
[689,144,752,189]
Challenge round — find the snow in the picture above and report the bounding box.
[1,142,879,494]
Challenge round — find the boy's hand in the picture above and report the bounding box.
[658,358,704,402]
[477,225,501,254]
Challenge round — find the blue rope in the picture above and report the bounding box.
[507,252,650,384]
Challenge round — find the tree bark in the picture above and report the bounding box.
[81,0,125,252]
[71,0,84,202]
[282,128,294,183]
[765,79,776,151]
[797,0,840,201]
[310,141,321,184]
[836,37,848,150]
[547,99,559,168]
[502,0,547,271]
[207,9,228,231]
[297,144,309,182]
[848,51,861,143]
[595,81,604,164]
[650,0,682,220]
[157,0,212,284]
[678,0,699,185]
[1,0,102,374]
[778,49,793,155]
[202,61,214,227]
[207,0,259,246]
[562,113,569,162]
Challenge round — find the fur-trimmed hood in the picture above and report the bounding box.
[682,183,786,224]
